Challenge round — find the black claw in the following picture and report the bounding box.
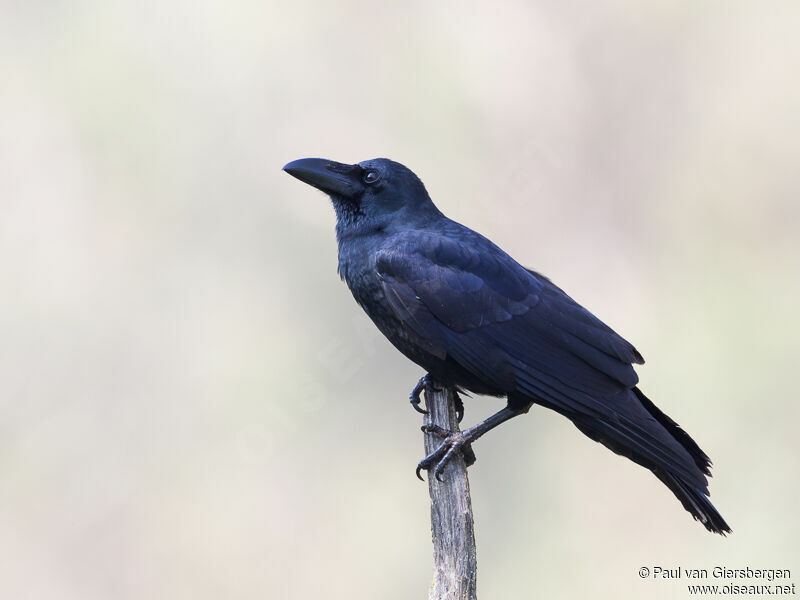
[411,403,428,415]
[453,391,465,423]
[409,375,430,415]
[416,454,438,481]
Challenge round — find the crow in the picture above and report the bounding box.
[283,157,730,534]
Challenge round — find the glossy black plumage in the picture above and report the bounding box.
[283,157,730,534]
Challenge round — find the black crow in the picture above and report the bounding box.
[283,157,730,534]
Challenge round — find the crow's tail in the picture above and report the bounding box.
[569,387,731,535]
[654,470,731,534]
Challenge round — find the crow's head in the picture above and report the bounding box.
[283,158,441,232]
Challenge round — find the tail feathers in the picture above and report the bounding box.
[634,388,712,476]
[569,388,731,535]
[655,470,731,535]
[632,388,730,534]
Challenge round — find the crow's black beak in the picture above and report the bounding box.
[283,158,363,198]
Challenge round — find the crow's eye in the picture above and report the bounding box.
[363,170,381,184]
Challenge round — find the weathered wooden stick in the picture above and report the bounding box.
[423,384,478,600]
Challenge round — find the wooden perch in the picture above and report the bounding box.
[422,384,478,600]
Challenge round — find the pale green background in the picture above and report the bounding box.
[1,1,798,598]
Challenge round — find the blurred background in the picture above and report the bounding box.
[1,1,799,598]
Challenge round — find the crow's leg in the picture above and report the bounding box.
[417,401,533,481]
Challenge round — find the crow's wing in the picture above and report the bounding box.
[376,230,642,399]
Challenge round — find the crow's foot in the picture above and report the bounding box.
[409,375,464,423]
[416,424,477,481]
[409,374,438,415]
